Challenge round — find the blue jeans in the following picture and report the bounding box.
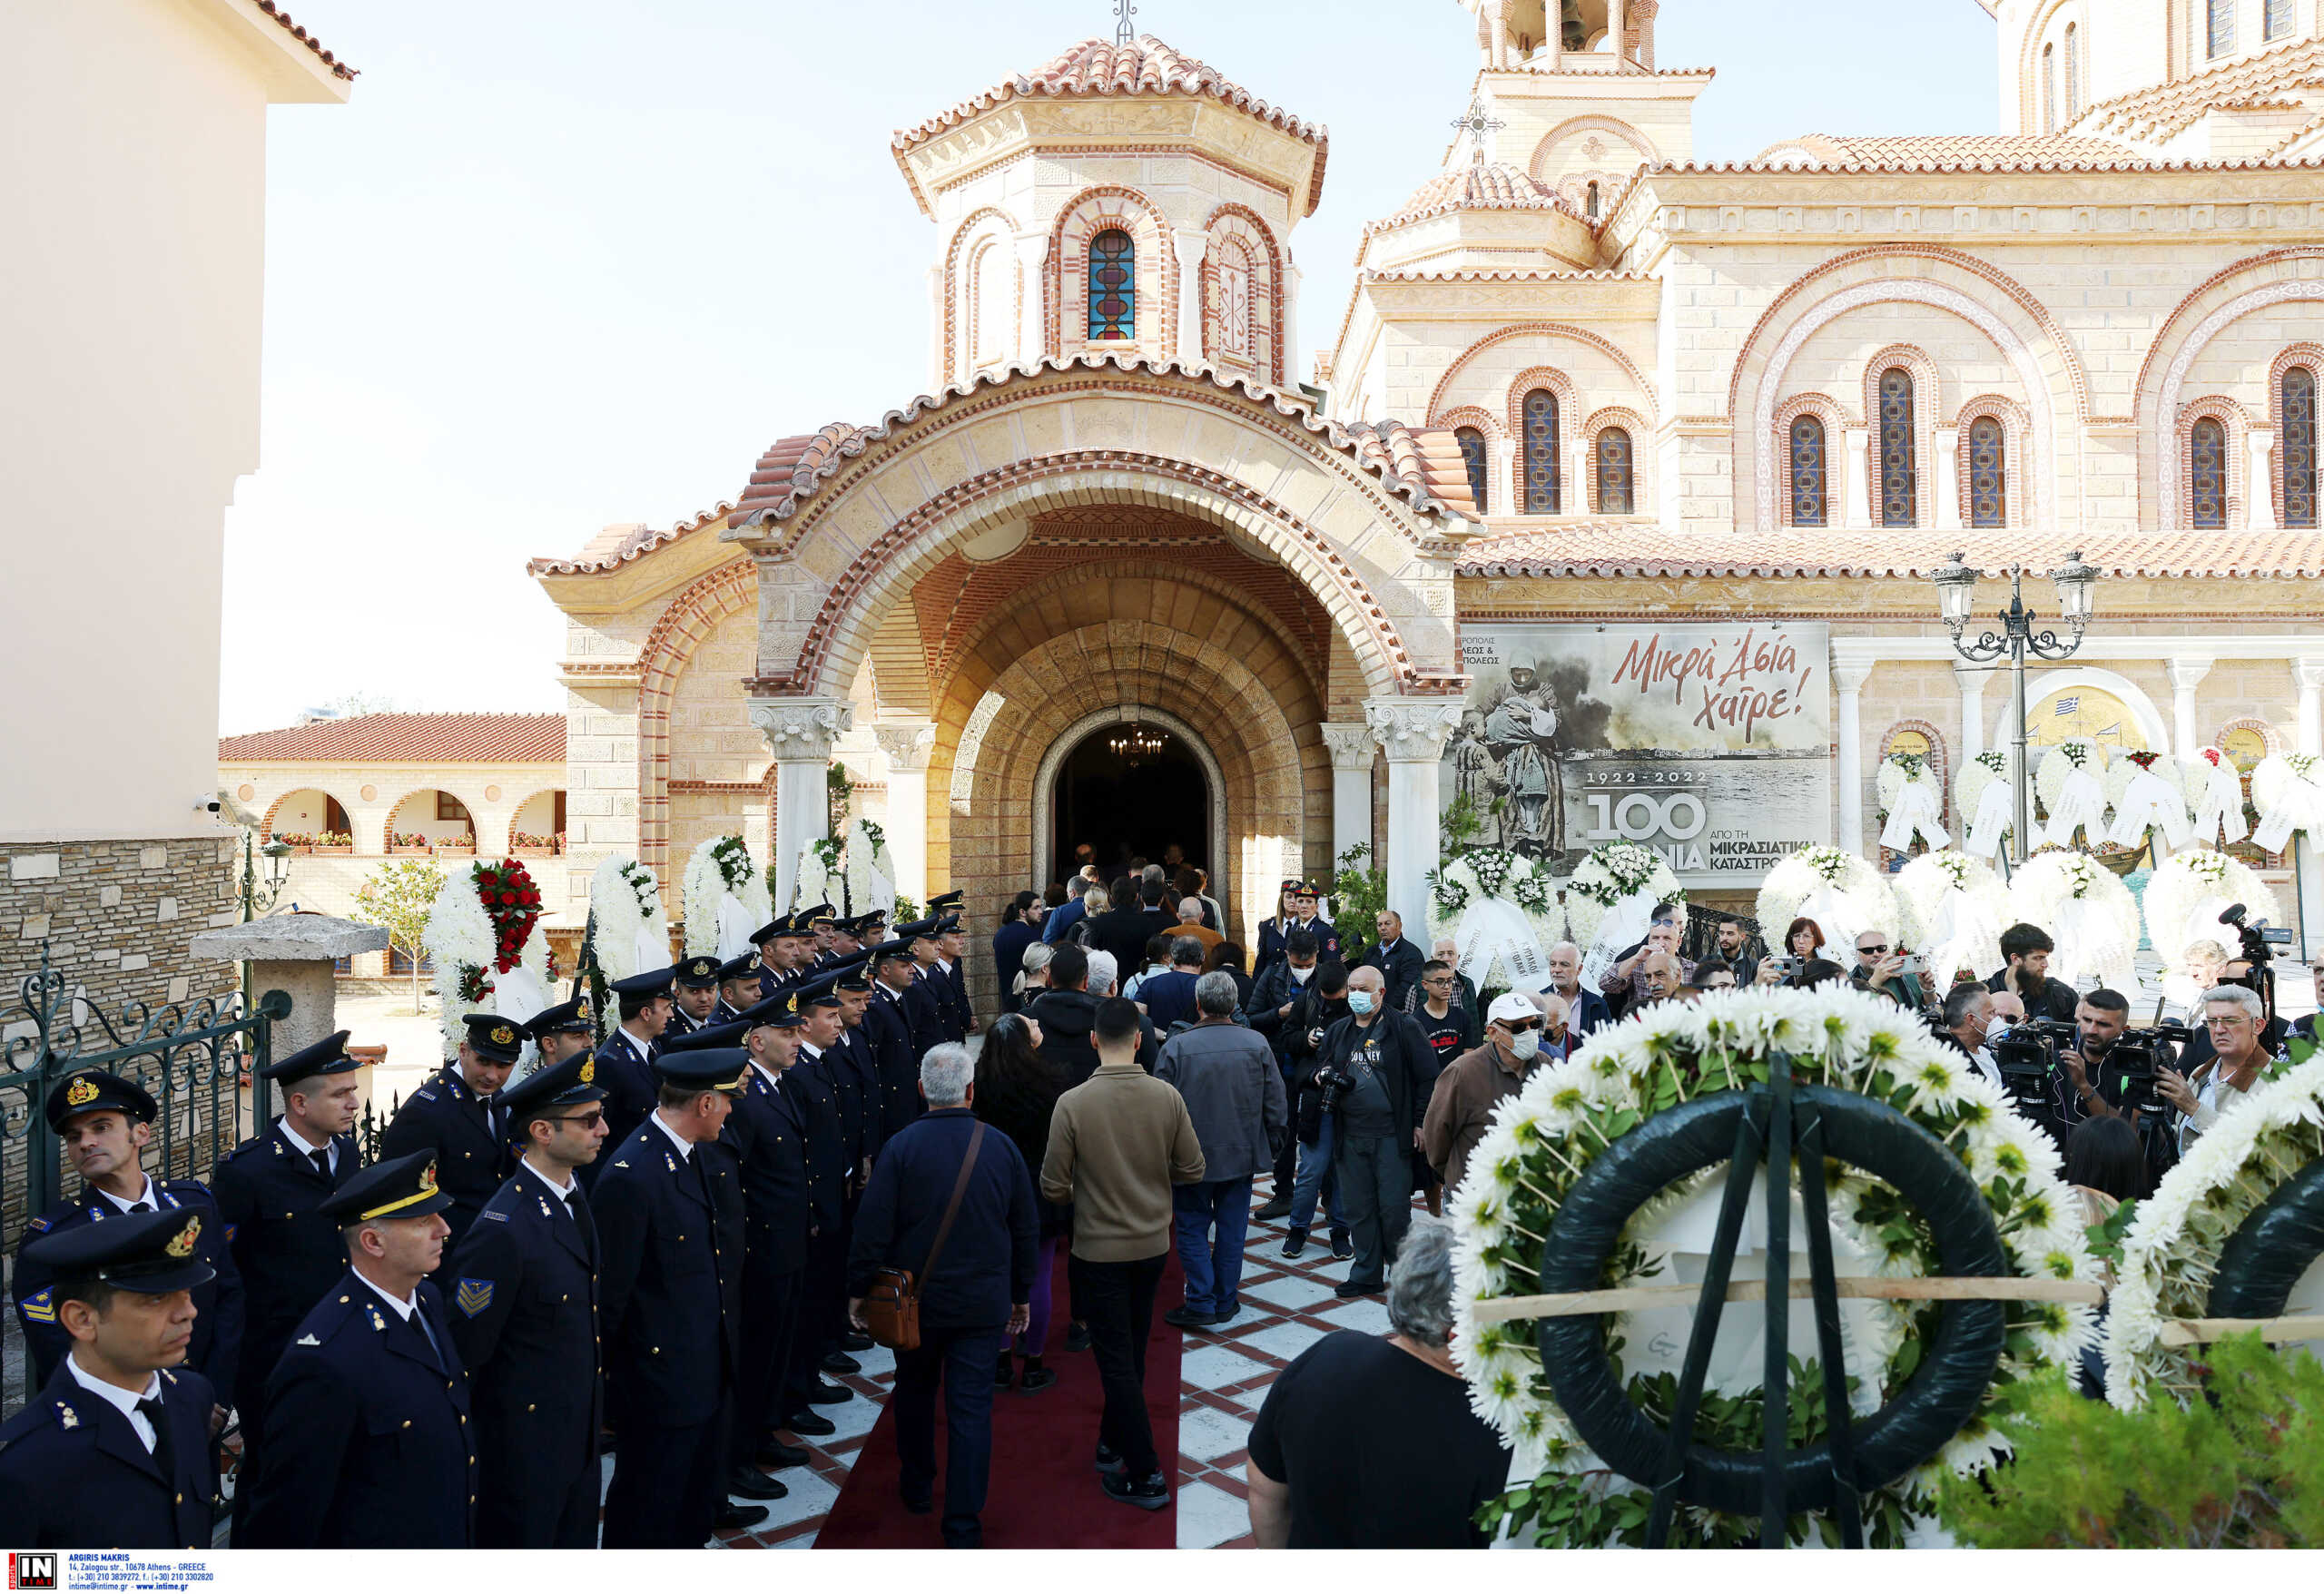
[1173,1176,1254,1315]
[893,1324,1006,1545]
[1289,1116,1346,1233]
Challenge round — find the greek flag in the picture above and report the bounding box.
[2053,696,2080,715]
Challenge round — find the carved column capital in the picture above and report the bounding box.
[1364,698,1463,763]
[872,720,938,772]
[1319,722,1378,772]
[750,697,855,762]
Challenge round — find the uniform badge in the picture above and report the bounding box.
[166,1215,201,1257]
[367,1309,386,1331]
[454,1279,494,1318]
[576,998,592,1022]
[297,1333,320,1346]
[20,1288,54,1323]
[537,1196,552,1218]
[419,1160,439,1193]
[25,1216,49,1233]
[664,1153,677,1172]
[65,1077,99,1107]
[54,1402,76,1431]
[491,1024,517,1048]
[223,1225,238,1243]
[579,1058,595,1085]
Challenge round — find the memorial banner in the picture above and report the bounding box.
[1444,623,1832,887]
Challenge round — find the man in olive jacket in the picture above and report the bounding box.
[1314,967,1432,1299]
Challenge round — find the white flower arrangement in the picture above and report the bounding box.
[1427,849,1570,993]
[2181,747,2251,849]
[842,819,898,920]
[2034,740,2110,850]
[682,835,772,959]
[2101,752,2192,852]
[2250,752,2324,852]
[1561,842,1681,952]
[1755,845,1899,957]
[791,840,835,913]
[2141,848,2280,961]
[1876,753,1950,851]
[1451,985,2095,1547]
[421,867,496,1059]
[1954,750,2016,861]
[1896,851,2010,984]
[2004,850,2138,990]
[2102,1053,2324,1412]
[590,854,668,981]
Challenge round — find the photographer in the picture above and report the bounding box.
[1310,968,1431,1299]
[1280,960,1353,1263]
[1984,923,2080,1023]
[2156,985,2279,1152]
[1849,930,1936,1011]
[2050,989,2139,1128]
[1937,983,2001,1087]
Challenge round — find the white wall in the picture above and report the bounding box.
[0,0,346,843]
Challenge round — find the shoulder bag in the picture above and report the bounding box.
[859,1120,985,1352]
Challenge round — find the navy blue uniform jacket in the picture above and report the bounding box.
[594,1121,741,1429]
[787,1047,851,1233]
[717,1064,812,1276]
[847,1107,1038,1331]
[901,971,949,1060]
[0,1362,217,1549]
[240,1271,475,1548]
[14,1179,244,1398]
[379,1065,512,1247]
[444,1161,602,1548]
[212,1125,355,1409]
[863,987,924,1142]
[587,1030,659,1185]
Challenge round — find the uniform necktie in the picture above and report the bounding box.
[134,1395,173,1480]
[129,1200,153,1214]
[310,1148,331,1181]
[407,1304,442,1369]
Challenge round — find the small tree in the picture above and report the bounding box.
[1332,843,1389,959]
[355,858,445,1013]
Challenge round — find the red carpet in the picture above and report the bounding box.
[815,1246,1184,1549]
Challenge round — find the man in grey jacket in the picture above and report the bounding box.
[1157,972,1288,1330]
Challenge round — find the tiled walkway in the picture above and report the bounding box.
[710,1169,1411,1550]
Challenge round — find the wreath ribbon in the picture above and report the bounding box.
[1878,778,1950,853]
[2105,769,2191,851]
[1965,779,2015,861]
[2190,761,2250,848]
[1458,898,1551,994]
[1580,891,1656,992]
[2042,769,2107,850]
[1925,886,2003,988]
[714,891,757,960]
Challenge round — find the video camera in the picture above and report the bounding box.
[2103,1020,2195,1117]
[1991,1018,2077,1113]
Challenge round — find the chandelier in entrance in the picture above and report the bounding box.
[1109,723,1166,765]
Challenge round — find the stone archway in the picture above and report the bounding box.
[1032,704,1231,894]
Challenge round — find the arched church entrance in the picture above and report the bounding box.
[1038,706,1223,885]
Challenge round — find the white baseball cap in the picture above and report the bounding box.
[1487,992,1541,1027]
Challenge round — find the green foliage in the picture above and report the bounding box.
[1441,790,1492,858]
[827,762,852,836]
[354,859,445,1014]
[1331,843,1388,957]
[2083,1196,2139,1273]
[1940,1336,2324,1548]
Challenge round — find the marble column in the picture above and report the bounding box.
[2165,655,2213,760]
[1843,428,1873,530]
[2296,658,2324,961]
[1954,660,1988,765]
[2250,429,2279,532]
[1364,699,1462,926]
[1013,231,1049,368]
[1319,723,1377,877]
[750,696,855,910]
[1172,230,1208,367]
[1835,661,1874,855]
[1933,427,1962,533]
[872,720,938,907]
[1497,438,1519,516]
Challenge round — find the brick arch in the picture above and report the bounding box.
[1525,113,1656,183]
[2176,396,2250,529]
[1046,187,1172,359]
[259,784,358,841]
[1772,393,1846,528]
[1860,344,1943,530]
[1954,393,2034,531]
[1424,321,1659,429]
[635,556,757,884]
[1581,404,1653,517]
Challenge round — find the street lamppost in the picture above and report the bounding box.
[1933,550,2102,867]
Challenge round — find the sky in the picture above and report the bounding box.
[219,0,1997,733]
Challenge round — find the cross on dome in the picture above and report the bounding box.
[1451,97,1505,164]
[1114,0,1137,46]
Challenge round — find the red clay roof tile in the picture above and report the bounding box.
[219,713,564,764]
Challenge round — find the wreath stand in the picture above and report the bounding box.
[1472,1064,2102,1547]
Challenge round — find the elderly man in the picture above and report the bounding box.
[1423,994,1551,1198]
[1315,966,1432,1300]
[1938,983,2001,1087]
[1601,920,1693,1020]
[1246,1216,1511,1547]
[1408,937,1478,1021]
[1157,972,1287,1330]
[1631,950,1684,1010]
[2159,984,2280,1152]
[849,1044,1038,1550]
[1138,936,1209,1029]
[1358,911,1425,1012]
[1170,896,1225,958]
[1544,942,1612,1038]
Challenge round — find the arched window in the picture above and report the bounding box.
[2208,0,2235,56]
[1877,368,1918,526]
[1596,428,1634,514]
[1521,389,1561,514]
[2268,0,2294,37]
[1789,415,1827,526]
[1087,229,1135,341]
[2043,43,2056,132]
[1585,182,1600,220]
[2064,25,2081,117]
[2190,416,2229,528]
[1455,427,1491,514]
[1967,416,2007,528]
[2285,367,2318,529]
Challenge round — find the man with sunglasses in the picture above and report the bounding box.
[1422,995,1553,1198]
[444,1051,609,1548]
[1849,931,1935,1011]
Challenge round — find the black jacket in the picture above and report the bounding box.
[1313,1009,1429,1147]
[1247,960,1311,1060]
[1023,988,1160,1086]
[847,1108,1038,1331]
[586,1028,660,1185]
[14,1177,243,1399]
[212,1123,356,1418]
[241,1271,475,1548]
[1984,967,2081,1023]
[717,1063,812,1275]
[0,1361,217,1549]
[594,1122,742,1429]
[1085,906,1161,974]
[443,1163,602,1549]
[973,1053,1072,1240]
[1358,937,1427,1012]
[864,986,924,1142]
[992,920,1039,1012]
[379,1065,514,1249]
[1285,989,1353,1143]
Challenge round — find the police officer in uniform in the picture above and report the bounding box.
[212,1030,360,1538]
[935,906,977,1039]
[379,1013,519,1249]
[525,996,598,1069]
[714,954,759,1024]
[777,977,860,1425]
[667,954,724,1038]
[595,1045,758,1545]
[588,967,675,1186]
[0,1206,222,1549]
[897,919,952,1059]
[14,1070,244,1416]
[753,913,797,1001]
[864,939,926,1143]
[444,1051,608,1549]
[803,905,839,973]
[240,1153,475,1549]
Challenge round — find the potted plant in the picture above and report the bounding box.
[274,832,313,856]
[510,831,558,859]
[388,831,430,855]
[311,830,353,854]
[436,831,476,855]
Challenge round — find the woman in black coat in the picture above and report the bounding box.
[971,1013,1069,1392]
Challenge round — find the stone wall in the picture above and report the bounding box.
[0,834,239,1026]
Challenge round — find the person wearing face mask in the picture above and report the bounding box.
[1938,982,2002,1088]
[1281,959,1354,1261]
[1310,968,1430,1299]
[1249,930,1321,1222]
[1423,994,1552,1199]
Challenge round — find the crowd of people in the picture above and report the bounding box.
[5,850,2309,1551]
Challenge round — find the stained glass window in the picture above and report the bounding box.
[1878,368,1917,526]
[1790,415,1827,526]
[1456,427,1491,514]
[1967,416,2006,528]
[1596,428,1633,514]
[2191,417,2228,528]
[2209,0,2235,56]
[1087,229,1135,341]
[2267,0,2292,38]
[1522,389,1561,514]
[2285,367,2318,529]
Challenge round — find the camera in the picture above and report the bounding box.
[1992,1018,2076,1111]
[2102,1022,2193,1116]
[1315,1065,1349,1118]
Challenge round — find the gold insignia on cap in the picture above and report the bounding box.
[786,995,798,1013]
[491,1024,517,1047]
[65,1077,99,1107]
[576,998,593,1021]
[579,1057,596,1085]
[165,1215,201,1258]
[420,1160,439,1192]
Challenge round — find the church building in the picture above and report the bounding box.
[535,0,2324,998]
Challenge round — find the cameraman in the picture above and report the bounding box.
[2156,985,2277,1151]
[2051,989,2139,1128]
[1984,924,2080,1023]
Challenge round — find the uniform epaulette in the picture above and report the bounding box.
[222,1135,271,1161]
[414,1087,439,1103]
